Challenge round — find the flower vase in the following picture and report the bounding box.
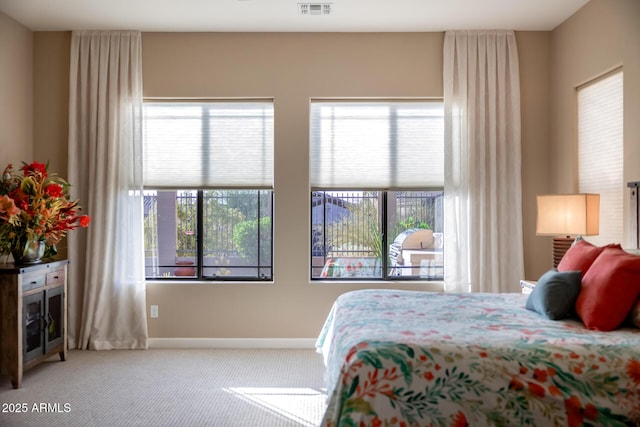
[12,238,45,265]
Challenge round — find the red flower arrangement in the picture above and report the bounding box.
[0,161,90,261]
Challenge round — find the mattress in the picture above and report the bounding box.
[316,289,640,426]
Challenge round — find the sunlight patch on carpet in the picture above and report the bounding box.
[223,387,325,427]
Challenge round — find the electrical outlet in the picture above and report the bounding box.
[150,305,159,318]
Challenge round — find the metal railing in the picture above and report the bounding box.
[312,190,443,258]
[144,189,442,279]
[311,190,444,279]
[143,190,272,278]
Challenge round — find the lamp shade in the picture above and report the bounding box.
[536,194,600,236]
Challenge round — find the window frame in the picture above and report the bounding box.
[309,99,445,282]
[143,189,274,282]
[142,99,275,282]
[310,190,444,281]
[577,68,624,247]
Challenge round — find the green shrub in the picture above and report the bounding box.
[233,217,272,264]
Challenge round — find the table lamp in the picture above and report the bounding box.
[536,194,600,267]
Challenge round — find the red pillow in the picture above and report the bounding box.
[557,240,620,273]
[575,247,640,331]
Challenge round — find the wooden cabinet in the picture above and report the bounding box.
[0,260,68,388]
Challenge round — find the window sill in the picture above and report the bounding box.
[145,279,275,286]
[309,279,445,291]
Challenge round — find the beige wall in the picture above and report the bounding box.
[518,32,553,279]
[0,12,33,166]
[147,31,551,338]
[142,32,448,339]
[33,32,70,178]
[29,30,552,339]
[550,0,640,248]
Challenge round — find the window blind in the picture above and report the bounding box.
[143,101,274,189]
[578,69,623,246]
[310,101,444,190]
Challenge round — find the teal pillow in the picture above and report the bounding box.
[525,269,582,320]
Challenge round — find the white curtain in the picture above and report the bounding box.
[443,30,524,293]
[67,31,148,349]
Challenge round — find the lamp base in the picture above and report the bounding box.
[553,236,575,268]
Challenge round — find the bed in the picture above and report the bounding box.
[316,289,640,427]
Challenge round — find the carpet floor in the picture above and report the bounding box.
[0,348,328,427]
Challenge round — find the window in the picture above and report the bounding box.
[578,69,623,246]
[310,101,444,280]
[143,101,274,280]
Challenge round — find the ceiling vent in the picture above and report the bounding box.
[298,3,332,16]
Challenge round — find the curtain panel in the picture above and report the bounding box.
[443,30,525,293]
[68,31,148,349]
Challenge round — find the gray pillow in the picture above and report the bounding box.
[525,269,582,320]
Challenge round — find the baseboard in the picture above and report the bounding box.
[148,338,317,349]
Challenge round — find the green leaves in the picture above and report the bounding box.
[343,397,374,415]
[359,343,415,384]
[20,176,37,195]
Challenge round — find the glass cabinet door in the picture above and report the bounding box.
[23,293,44,363]
[45,285,64,351]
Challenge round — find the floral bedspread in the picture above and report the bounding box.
[316,289,640,427]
